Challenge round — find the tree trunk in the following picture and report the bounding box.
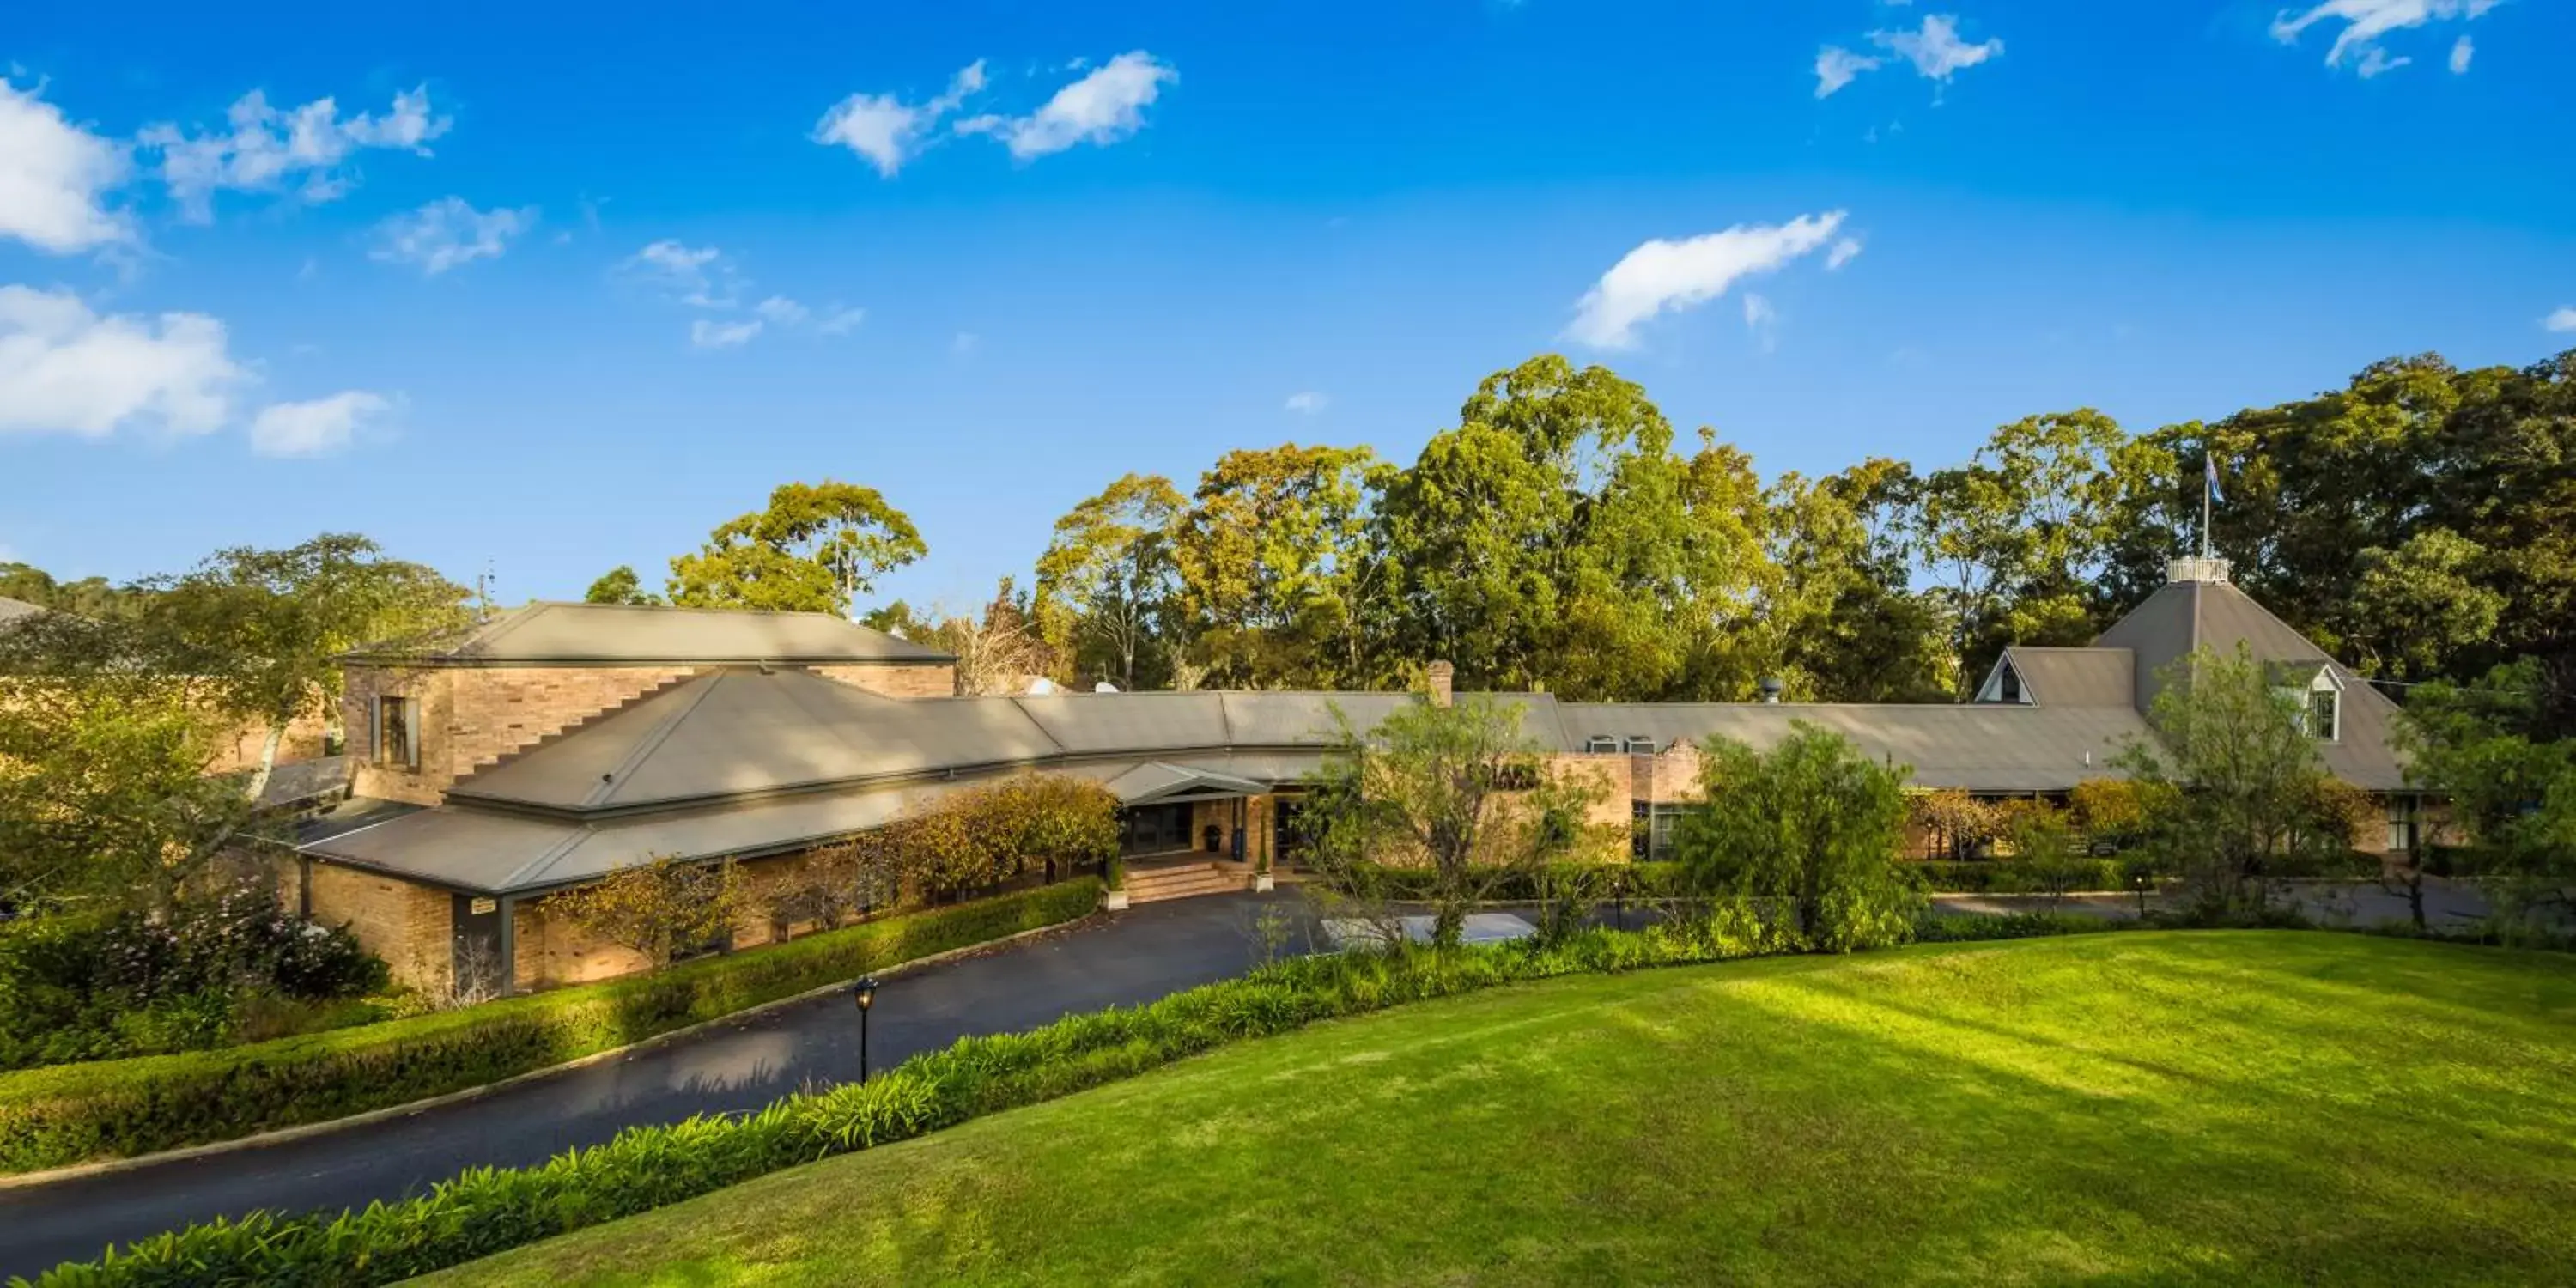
[242,721,288,804]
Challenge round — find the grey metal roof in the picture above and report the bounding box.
[451,668,1063,814]
[2093,577,2409,790]
[1999,647,2136,708]
[306,778,969,894]
[349,601,953,667]
[0,596,42,626]
[1555,702,2153,793]
[1011,692,1230,754]
[1100,762,1271,805]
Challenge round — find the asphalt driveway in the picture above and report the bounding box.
[0,891,1311,1280]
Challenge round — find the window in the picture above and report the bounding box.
[374,695,419,770]
[1585,736,1620,754]
[1646,804,1689,861]
[1998,662,2022,704]
[2385,798,2417,854]
[1624,735,1657,755]
[2306,688,2339,741]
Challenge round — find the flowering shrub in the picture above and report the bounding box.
[0,881,386,1069]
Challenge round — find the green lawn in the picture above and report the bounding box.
[431,932,2576,1287]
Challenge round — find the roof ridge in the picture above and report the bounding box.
[583,671,730,809]
[455,602,545,655]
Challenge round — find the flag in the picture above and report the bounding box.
[2204,454,2224,504]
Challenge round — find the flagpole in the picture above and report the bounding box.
[2201,459,2211,561]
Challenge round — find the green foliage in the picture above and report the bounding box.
[581,566,660,605]
[1674,724,1923,951]
[0,881,386,1069]
[1904,859,2124,894]
[0,611,259,914]
[27,904,2136,1285]
[0,882,1097,1176]
[2119,645,2365,917]
[1033,472,1185,690]
[868,774,1121,900]
[666,481,927,617]
[1174,443,1394,690]
[2397,660,2576,936]
[1302,693,1615,946]
[1333,860,1691,903]
[545,858,747,973]
[0,562,130,617]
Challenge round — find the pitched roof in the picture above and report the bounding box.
[349,601,952,667]
[1555,702,2151,793]
[1997,647,2136,708]
[2093,576,2408,790]
[0,596,43,625]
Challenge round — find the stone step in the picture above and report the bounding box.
[1124,864,1242,903]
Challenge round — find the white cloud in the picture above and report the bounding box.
[690,318,761,349]
[141,85,452,219]
[2270,0,2499,76]
[1869,14,2005,82]
[814,305,865,335]
[619,240,739,308]
[0,285,245,438]
[960,52,1176,160]
[2449,34,2475,72]
[2543,307,2576,333]
[248,390,388,457]
[1564,210,1848,349]
[0,78,132,253]
[1826,237,1864,270]
[1815,46,1883,98]
[370,197,536,275]
[1742,293,1778,352]
[755,295,809,325]
[812,61,987,177]
[1284,391,1327,414]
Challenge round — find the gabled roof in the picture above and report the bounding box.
[2093,575,2408,790]
[1555,702,2151,793]
[348,601,953,667]
[1100,762,1271,805]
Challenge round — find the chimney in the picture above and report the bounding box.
[1426,660,1455,708]
[1757,676,1784,705]
[2166,556,2231,585]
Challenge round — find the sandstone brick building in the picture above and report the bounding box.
[297,561,2425,997]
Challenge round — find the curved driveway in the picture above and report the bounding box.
[0,892,1308,1280]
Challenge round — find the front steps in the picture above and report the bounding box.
[1123,861,1244,903]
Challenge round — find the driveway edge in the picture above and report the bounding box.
[0,914,1103,1193]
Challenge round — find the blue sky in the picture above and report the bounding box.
[4,0,2571,612]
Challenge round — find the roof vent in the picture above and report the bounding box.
[2167,557,2231,584]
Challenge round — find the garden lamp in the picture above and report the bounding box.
[853,975,879,1084]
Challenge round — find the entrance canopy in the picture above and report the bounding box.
[1100,761,1271,806]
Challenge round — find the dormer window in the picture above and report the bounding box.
[1975,654,2032,705]
[1585,736,1620,754]
[2306,687,2339,741]
[1625,736,1656,755]
[1999,664,2021,704]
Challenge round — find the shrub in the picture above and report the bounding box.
[0,879,1098,1176]
[1336,860,1690,903]
[1676,725,1922,951]
[0,883,386,1070]
[1903,859,2123,894]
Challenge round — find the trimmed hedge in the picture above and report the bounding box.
[1340,861,1692,902]
[1905,859,2127,894]
[0,879,1099,1176]
[29,907,1863,1286]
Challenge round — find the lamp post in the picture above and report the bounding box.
[852,975,879,1084]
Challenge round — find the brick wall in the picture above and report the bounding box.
[344,665,696,804]
[811,662,957,698]
[204,708,332,775]
[307,860,453,995]
[510,852,810,992]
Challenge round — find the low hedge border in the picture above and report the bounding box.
[25,908,2114,1287]
[0,879,1100,1177]
[1904,859,2129,894]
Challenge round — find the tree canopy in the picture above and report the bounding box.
[667,481,927,617]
